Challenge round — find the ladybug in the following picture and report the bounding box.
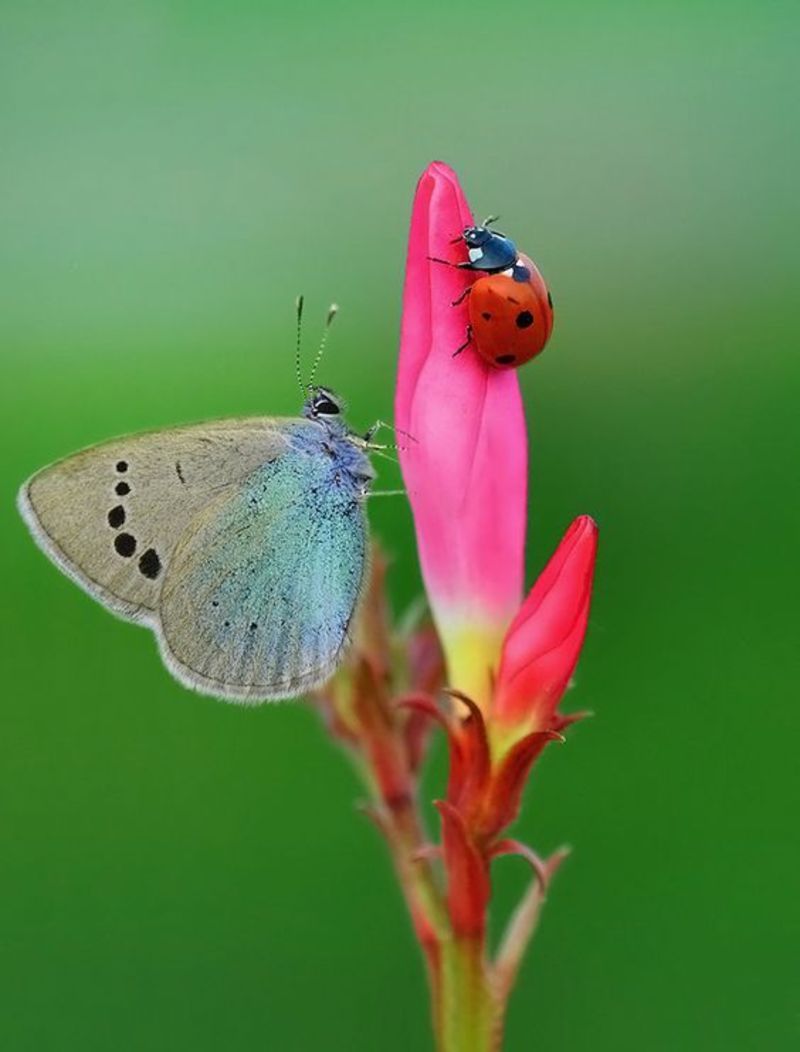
[434,218,554,369]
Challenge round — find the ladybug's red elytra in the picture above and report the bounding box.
[433,218,555,370]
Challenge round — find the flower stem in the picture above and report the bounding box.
[437,937,496,1052]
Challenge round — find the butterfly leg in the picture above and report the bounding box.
[363,419,418,450]
[346,432,401,464]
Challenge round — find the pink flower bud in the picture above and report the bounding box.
[395,162,528,705]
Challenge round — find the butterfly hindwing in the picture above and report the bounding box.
[157,429,369,701]
[18,419,292,622]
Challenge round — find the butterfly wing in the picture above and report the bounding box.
[18,419,292,622]
[156,436,369,702]
[19,418,370,702]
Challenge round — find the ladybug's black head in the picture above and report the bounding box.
[462,225,493,248]
[462,214,504,248]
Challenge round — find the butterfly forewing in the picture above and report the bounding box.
[18,419,291,621]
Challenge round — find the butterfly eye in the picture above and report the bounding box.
[314,398,340,416]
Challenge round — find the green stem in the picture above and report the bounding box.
[437,937,497,1052]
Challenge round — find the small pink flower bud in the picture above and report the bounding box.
[493,516,598,737]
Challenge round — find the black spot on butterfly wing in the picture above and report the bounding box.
[138,548,161,579]
[108,505,126,528]
[116,461,128,473]
[114,533,137,557]
[115,481,130,496]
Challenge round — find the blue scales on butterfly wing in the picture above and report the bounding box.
[157,418,373,702]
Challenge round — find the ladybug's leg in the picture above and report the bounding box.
[451,285,472,307]
[428,256,475,271]
[452,325,474,358]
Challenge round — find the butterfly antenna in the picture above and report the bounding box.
[307,303,338,389]
[294,294,305,393]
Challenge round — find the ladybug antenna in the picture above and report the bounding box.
[307,303,338,390]
[483,214,500,228]
[294,294,306,394]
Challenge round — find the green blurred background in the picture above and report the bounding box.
[1,1,797,1049]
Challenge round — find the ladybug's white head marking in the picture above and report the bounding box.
[463,225,492,247]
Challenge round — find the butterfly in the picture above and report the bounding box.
[17,300,383,704]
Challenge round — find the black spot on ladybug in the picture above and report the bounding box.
[547,291,554,309]
[506,296,520,305]
[115,481,130,496]
[481,311,492,321]
[516,311,534,329]
[107,505,126,528]
[116,460,128,473]
[138,548,161,579]
[496,354,516,365]
[114,532,136,557]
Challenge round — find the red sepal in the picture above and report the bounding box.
[351,658,410,810]
[551,709,593,733]
[443,689,491,817]
[478,729,563,838]
[435,800,490,938]
[490,839,570,895]
[398,691,491,819]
